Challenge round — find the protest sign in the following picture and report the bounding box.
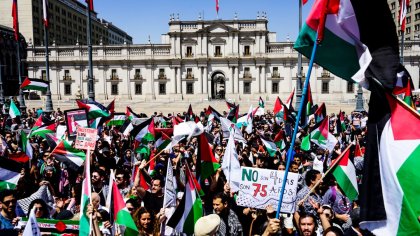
[64,108,88,139]
[75,127,97,150]
[236,167,299,213]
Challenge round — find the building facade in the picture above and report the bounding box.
[0,0,132,46]
[0,25,27,97]
[25,18,420,104]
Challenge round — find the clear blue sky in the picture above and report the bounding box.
[95,0,314,44]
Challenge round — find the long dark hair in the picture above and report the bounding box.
[28,198,50,218]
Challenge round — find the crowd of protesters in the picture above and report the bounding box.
[0,95,381,236]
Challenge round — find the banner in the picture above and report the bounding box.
[236,167,299,213]
[75,127,97,150]
[18,218,79,234]
[64,108,88,139]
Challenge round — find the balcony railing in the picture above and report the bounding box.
[243,52,251,56]
[321,70,331,78]
[110,75,119,80]
[243,72,252,79]
[158,73,167,80]
[133,74,143,80]
[272,72,280,78]
[63,75,72,80]
[185,53,194,58]
[186,73,194,79]
[214,53,223,57]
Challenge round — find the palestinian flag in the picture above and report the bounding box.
[285,88,295,111]
[301,134,311,151]
[294,0,373,85]
[393,75,416,109]
[155,132,171,152]
[106,113,126,126]
[167,164,203,234]
[29,123,56,139]
[187,165,204,197]
[197,133,220,180]
[186,104,194,121]
[45,133,59,150]
[305,83,313,118]
[79,151,91,236]
[21,130,33,160]
[120,119,134,136]
[20,77,48,92]
[112,180,138,236]
[132,118,155,144]
[0,157,22,190]
[310,116,337,151]
[332,147,358,201]
[314,103,327,123]
[125,106,139,121]
[226,100,236,110]
[273,131,286,150]
[9,100,20,118]
[360,94,420,235]
[50,140,86,171]
[226,104,239,123]
[260,138,277,157]
[171,115,183,126]
[205,106,222,121]
[76,100,110,119]
[339,110,347,131]
[259,96,265,108]
[32,115,54,130]
[273,97,288,123]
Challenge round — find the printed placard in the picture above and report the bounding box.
[75,127,97,150]
[64,108,88,139]
[236,167,299,213]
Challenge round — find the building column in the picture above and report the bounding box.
[171,67,176,94]
[257,67,261,93]
[227,67,233,94]
[234,66,239,94]
[261,66,266,93]
[176,67,181,95]
[198,67,203,94]
[203,67,208,95]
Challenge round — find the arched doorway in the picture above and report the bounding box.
[211,71,225,99]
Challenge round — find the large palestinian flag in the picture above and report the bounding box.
[20,77,48,92]
[0,157,22,191]
[50,140,86,170]
[76,100,110,119]
[310,116,337,151]
[360,94,420,235]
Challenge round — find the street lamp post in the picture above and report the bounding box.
[355,84,365,112]
[86,3,95,101]
[44,19,54,113]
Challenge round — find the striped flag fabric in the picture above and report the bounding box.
[12,0,19,41]
[20,77,48,92]
[163,159,177,208]
[216,0,219,14]
[112,179,138,236]
[332,147,358,201]
[225,100,236,110]
[314,103,327,123]
[29,123,56,139]
[9,100,20,118]
[221,131,241,192]
[273,130,286,150]
[360,94,420,235]
[21,130,33,160]
[155,131,171,152]
[76,100,110,119]
[0,157,22,191]
[85,0,94,12]
[285,88,295,111]
[260,138,277,157]
[294,0,373,86]
[300,134,311,151]
[79,150,92,236]
[226,104,239,123]
[125,106,139,121]
[310,116,338,151]
[50,140,86,171]
[106,113,126,126]
[42,0,49,28]
[400,0,409,32]
[197,133,220,180]
[131,118,155,144]
[23,208,41,236]
[167,164,203,234]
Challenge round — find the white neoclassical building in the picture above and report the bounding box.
[25,17,420,104]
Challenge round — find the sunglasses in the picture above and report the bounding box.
[216,149,222,151]
[2,199,16,205]
[127,207,134,212]
[116,176,124,180]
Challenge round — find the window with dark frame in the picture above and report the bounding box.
[187,83,194,94]
[244,45,250,56]
[272,82,279,94]
[347,81,354,93]
[64,84,71,95]
[322,81,329,94]
[135,84,142,94]
[186,46,193,57]
[111,84,118,95]
[215,46,221,56]
[244,82,251,94]
[159,83,166,94]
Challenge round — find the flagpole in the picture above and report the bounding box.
[275,33,320,219]
[296,0,303,108]
[43,2,54,113]
[86,2,95,101]
[14,1,26,114]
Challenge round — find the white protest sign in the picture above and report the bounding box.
[75,127,97,150]
[236,167,299,213]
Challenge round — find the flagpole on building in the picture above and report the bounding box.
[86,1,95,101]
[276,33,320,218]
[13,1,26,114]
[296,0,303,108]
[43,0,54,114]
[400,31,405,64]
